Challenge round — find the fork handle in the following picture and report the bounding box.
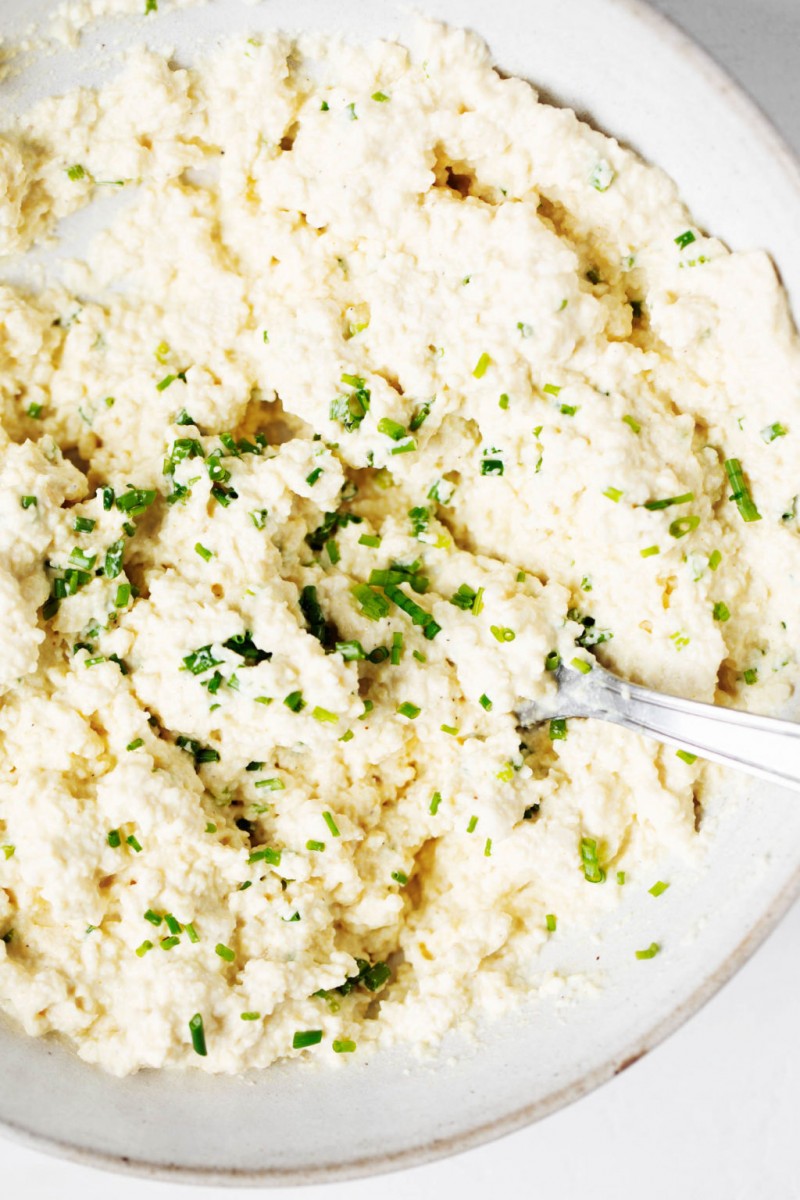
[550,663,800,793]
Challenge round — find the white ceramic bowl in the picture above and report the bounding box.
[1,0,799,1185]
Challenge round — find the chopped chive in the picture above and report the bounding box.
[545,650,561,672]
[126,738,144,751]
[743,668,758,685]
[549,718,567,741]
[241,1011,261,1021]
[712,601,730,622]
[358,534,381,548]
[351,583,390,621]
[545,913,557,932]
[107,830,121,848]
[255,778,285,791]
[306,840,325,852]
[473,352,491,379]
[490,625,516,643]
[383,583,439,638]
[312,706,338,724]
[247,847,282,866]
[27,402,43,419]
[135,940,153,957]
[69,547,96,571]
[306,467,323,486]
[333,1038,357,1053]
[371,91,390,102]
[215,943,235,962]
[724,458,761,522]
[391,632,404,665]
[622,415,641,433]
[160,936,180,950]
[283,690,305,712]
[114,583,131,608]
[336,639,366,661]
[579,836,605,883]
[195,543,213,561]
[293,1029,322,1049]
[635,942,661,960]
[616,871,626,885]
[603,486,623,503]
[66,163,86,181]
[640,545,660,558]
[144,909,163,926]
[74,515,94,531]
[397,701,421,719]
[571,657,592,674]
[185,923,199,943]
[761,422,787,444]
[708,549,722,571]
[391,870,408,884]
[322,811,340,837]
[409,399,434,432]
[669,515,700,538]
[499,393,510,410]
[377,417,407,441]
[440,724,458,735]
[479,693,492,711]
[466,815,478,833]
[674,230,696,248]
[189,1013,207,1055]
[644,492,694,510]
[126,834,142,853]
[164,914,182,935]
[104,539,125,578]
[484,837,492,857]
[649,881,670,897]
[676,749,697,764]
[429,791,442,815]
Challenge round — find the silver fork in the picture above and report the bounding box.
[516,660,800,793]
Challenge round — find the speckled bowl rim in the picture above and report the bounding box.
[2,0,800,1186]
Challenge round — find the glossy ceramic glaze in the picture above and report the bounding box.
[0,0,799,1184]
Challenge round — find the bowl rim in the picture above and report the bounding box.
[2,0,800,1186]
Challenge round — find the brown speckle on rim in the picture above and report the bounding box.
[614,1049,646,1075]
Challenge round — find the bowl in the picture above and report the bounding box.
[1,0,799,1185]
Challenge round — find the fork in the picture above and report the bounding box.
[516,660,800,792]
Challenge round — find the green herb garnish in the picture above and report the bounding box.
[579,836,605,883]
[724,458,761,522]
[189,1013,207,1055]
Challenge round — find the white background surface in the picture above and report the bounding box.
[4,0,800,1196]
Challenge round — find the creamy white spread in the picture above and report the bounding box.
[0,20,798,1075]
